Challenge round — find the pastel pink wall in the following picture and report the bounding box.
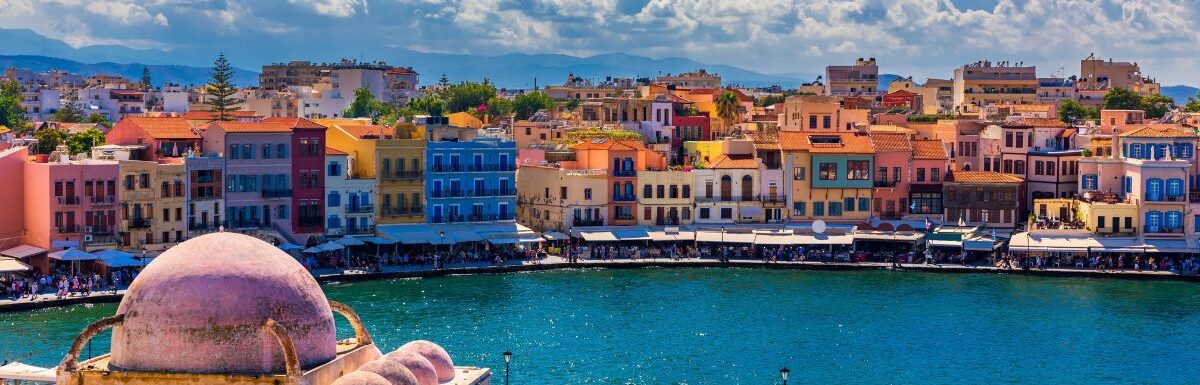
[0,147,26,250]
[873,150,910,218]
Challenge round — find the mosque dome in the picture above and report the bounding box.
[357,358,421,385]
[109,232,337,374]
[385,350,438,385]
[331,371,392,385]
[398,341,455,382]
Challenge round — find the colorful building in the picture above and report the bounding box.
[23,148,119,259]
[943,171,1025,228]
[200,120,296,243]
[781,132,875,222]
[184,154,224,237]
[563,139,666,226]
[267,117,327,239]
[105,117,200,161]
[637,170,694,226]
[516,165,610,231]
[324,148,376,238]
[375,123,426,224]
[425,126,517,223]
[870,132,912,220]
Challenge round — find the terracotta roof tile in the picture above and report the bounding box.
[1118,125,1197,138]
[211,121,294,133]
[1002,118,1068,128]
[911,140,948,159]
[707,154,760,169]
[264,117,325,130]
[779,132,874,154]
[869,133,912,153]
[325,147,348,155]
[182,110,259,120]
[569,138,644,151]
[117,117,198,139]
[339,124,390,139]
[949,171,1023,184]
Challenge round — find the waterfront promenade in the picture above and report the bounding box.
[1,255,1191,312]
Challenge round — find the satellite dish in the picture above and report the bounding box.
[812,220,826,234]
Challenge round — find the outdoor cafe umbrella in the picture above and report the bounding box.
[278,242,304,252]
[335,237,366,246]
[0,257,31,273]
[94,249,142,268]
[48,247,97,274]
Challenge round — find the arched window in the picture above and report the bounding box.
[1167,178,1184,198]
[1146,210,1163,233]
[1166,211,1183,230]
[741,175,753,201]
[720,175,732,201]
[1146,178,1164,201]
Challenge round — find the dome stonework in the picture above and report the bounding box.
[109,232,338,374]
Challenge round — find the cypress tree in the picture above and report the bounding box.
[205,53,241,121]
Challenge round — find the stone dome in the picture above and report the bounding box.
[385,350,438,385]
[398,341,455,382]
[109,232,337,374]
[332,371,392,385]
[357,358,420,385]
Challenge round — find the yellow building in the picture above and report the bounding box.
[637,170,695,226]
[117,160,187,251]
[376,123,427,224]
[780,132,875,222]
[1032,198,1139,236]
[683,140,724,167]
[319,119,388,179]
[447,111,484,129]
[516,165,610,231]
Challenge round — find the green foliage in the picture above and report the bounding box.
[85,113,113,128]
[511,91,553,120]
[205,53,241,121]
[0,80,28,133]
[1186,92,1200,113]
[140,66,152,91]
[342,86,384,119]
[1141,94,1174,119]
[442,81,497,113]
[65,127,105,154]
[1102,87,1142,111]
[481,96,513,120]
[1057,99,1089,122]
[33,127,67,154]
[561,99,581,112]
[1080,148,1093,157]
[558,128,643,144]
[756,94,786,107]
[907,114,953,123]
[715,91,740,126]
[52,90,84,123]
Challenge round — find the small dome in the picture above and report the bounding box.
[110,233,337,374]
[398,340,455,382]
[358,358,420,385]
[332,371,392,385]
[385,350,438,385]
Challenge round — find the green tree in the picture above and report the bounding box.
[85,113,113,128]
[52,90,84,123]
[1102,87,1143,111]
[140,66,152,91]
[1186,91,1200,113]
[561,99,581,112]
[1057,99,1089,122]
[0,80,28,133]
[65,127,105,154]
[1141,94,1174,119]
[204,53,241,121]
[342,86,382,119]
[511,91,553,120]
[442,82,497,113]
[715,91,740,129]
[756,94,786,107]
[437,74,450,88]
[33,127,67,154]
[481,96,513,120]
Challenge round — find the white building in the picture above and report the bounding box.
[325,149,377,238]
[78,87,145,121]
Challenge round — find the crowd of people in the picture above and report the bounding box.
[1,269,131,301]
[995,253,1198,274]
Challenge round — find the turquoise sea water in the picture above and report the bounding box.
[2,268,1199,384]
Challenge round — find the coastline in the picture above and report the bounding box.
[2,256,1195,313]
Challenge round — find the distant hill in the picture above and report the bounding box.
[878,74,903,92]
[0,55,258,87]
[1162,85,1197,105]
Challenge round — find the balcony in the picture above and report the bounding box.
[1192,192,1200,203]
[380,171,423,180]
[655,217,681,226]
[466,189,517,198]
[129,218,152,229]
[760,196,786,203]
[612,194,637,202]
[431,164,464,173]
[90,196,117,206]
[261,189,293,199]
[431,189,464,198]
[613,169,637,177]
[429,214,463,224]
[346,205,375,214]
[874,180,896,188]
[226,220,263,229]
[57,224,79,234]
[573,218,605,227]
[696,196,760,203]
[189,222,222,234]
[347,225,376,235]
[297,217,323,228]
[58,196,81,206]
[465,164,516,172]
[381,206,423,217]
[1145,227,1185,235]
[84,234,118,246]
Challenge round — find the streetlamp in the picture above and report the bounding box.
[780,367,790,385]
[438,231,446,269]
[502,350,512,385]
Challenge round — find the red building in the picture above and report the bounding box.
[881,90,920,111]
[265,117,327,237]
[670,115,711,146]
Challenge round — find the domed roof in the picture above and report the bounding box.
[357,358,420,385]
[398,341,455,382]
[332,371,392,385]
[110,232,337,374]
[385,350,438,385]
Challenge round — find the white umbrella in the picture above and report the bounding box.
[0,257,31,273]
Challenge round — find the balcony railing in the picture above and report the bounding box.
[226,220,264,229]
[346,205,375,214]
[465,164,516,172]
[613,214,636,221]
[85,234,118,246]
[613,169,637,177]
[429,214,463,224]
[696,196,760,203]
[347,225,376,235]
[431,164,464,173]
[1145,227,1185,234]
[466,189,517,197]
[431,189,464,198]
[189,222,223,233]
[90,196,117,205]
[760,196,786,203]
[1164,194,1188,203]
[58,196,81,206]
[380,206,423,217]
[655,217,681,226]
[466,213,515,222]
[57,225,79,234]
[380,171,423,180]
[572,218,605,227]
[297,217,323,228]
[1192,192,1200,203]
[613,194,637,202]
[261,189,293,198]
[129,218,152,229]
[874,180,896,188]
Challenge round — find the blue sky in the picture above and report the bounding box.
[0,0,1195,85]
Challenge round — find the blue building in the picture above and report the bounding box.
[425,127,517,223]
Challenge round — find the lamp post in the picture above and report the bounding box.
[780,367,790,385]
[502,350,512,385]
[438,231,446,270]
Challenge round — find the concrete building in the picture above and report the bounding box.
[780,132,875,222]
[776,95,869,132]
[425,126,517,224]
[185,155,224,237]
[23,148,120,256]
[952,61,1038,113]
[825,58,879,97]
[200,121,297,243]
[1078,54,1160,98]
[943,171,1025,228]
[694,151,761,224]
[105,117,200,162]
[376,123,426,224]
[655,69,721,89]
[562,139,666,227]
[637,170,695,226]
[516,165,610,231]
[78,87,146,121]
[324,148,376,238]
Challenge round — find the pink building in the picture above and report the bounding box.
[870,132,912,219]
[23,150,119,272]
[201,121,295,241]
[106,117,201,161]
[910,140,950,221]
[1081,126,1197,235]
[0,147,27,250]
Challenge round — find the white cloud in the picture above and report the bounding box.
[288,0,368,17]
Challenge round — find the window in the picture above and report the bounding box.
[794,167,806,181]
[1034,161,1043,175]
[584,188,592,200]
[1005,132,1013,147]
[793,202,806,216]
[643,184,653,198]
[699,207,710,219]
[828,201,842,216]
[1081,174,1098,190]
[858,197,869,212]
[669,185,679,199]
[1167,178,1184,198]
[1146,178,1164,201]
[277,143,287,158]
[1166,211,1183,230]
[844,197,855,212]
[822,115,831,129]
[813,202,825,216]
[1015,132,1024,148]
[808,115,817,129]
[262,145,271,159]
[910,192,942,214]
[818,163,837,180]
[892,167,901,182]
[328,162,341,177]
[846,160,869,180]
[1098,216,1106,230]
[720,208,732,219]
[560,186,567,200]
[682,185,691,198]
[877,167,888,182]
[229,144,239,159]
[1145,211,1162,233]
[644,207,652,220]
[930,168,940,182]
[328,191,340,207]
[1014,160,1025,175]
[241,144,252,159]
[916,168,925,182]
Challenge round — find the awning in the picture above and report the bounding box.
[447,230,484,243]
[487,236,545,245]
[97,254,143,268]
[51,240,79,249]
[0,361,56,383]
[48,247,97,261]
[579,231,618,242]
[377,224,439,245]
[1,244,46,259]
[927,239,963,248]
[335,236,367,246]
[794,233,855,245]
[613,229,651,241]
[853,232,925,242]
[963,237,999,251]
[695,230,756,243]
[542,231,570,241]
[303,241,345,253]
[277,242,304,251]
[0,257,31,273]
[1140,238,1198,253]
[739,205,763,218]
[754,233,800,245]
[362,236,398,245]
[648,231,677,242]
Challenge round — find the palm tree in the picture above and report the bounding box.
[715,91,740,136]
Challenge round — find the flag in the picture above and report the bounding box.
[957,212,966,227]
